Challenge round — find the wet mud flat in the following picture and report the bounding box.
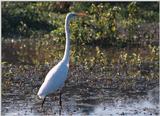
[2,63,159,116]
[2,38,159,115]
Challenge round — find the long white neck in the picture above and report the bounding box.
[62,15,71,63]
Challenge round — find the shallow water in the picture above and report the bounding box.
[2,82,159,116]
[2,39,159,115]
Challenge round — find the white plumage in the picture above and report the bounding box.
[38,60,69,99]
[37,12,86,105]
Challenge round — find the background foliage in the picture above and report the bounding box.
[2,2,159,47]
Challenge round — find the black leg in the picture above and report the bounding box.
[42,97,46,108]
[59,91,62,107]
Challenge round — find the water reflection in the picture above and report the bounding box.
[2,89,159,115]
[2,39,159,115]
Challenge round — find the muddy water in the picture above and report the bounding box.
[2,39,159,115]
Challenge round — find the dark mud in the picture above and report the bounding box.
[2,63,159,116]
[2,39,159,115]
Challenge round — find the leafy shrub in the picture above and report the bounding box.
[2,2,159,47]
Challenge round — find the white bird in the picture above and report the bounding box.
[37,12,86,107]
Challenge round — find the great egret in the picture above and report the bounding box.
[37,12,86,107]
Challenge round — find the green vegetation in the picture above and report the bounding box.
[2,2,159,47]
[2,2,159,72]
